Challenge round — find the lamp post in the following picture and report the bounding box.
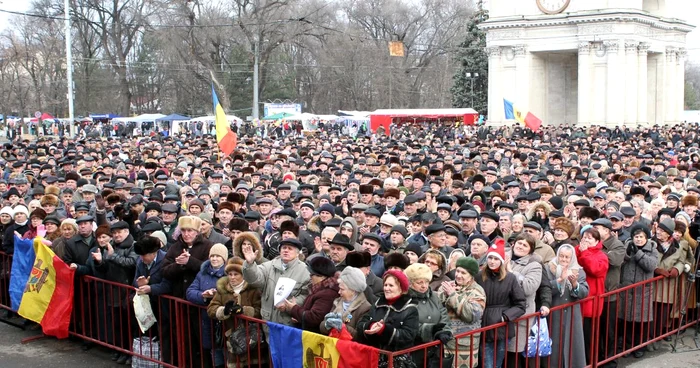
[465,72,479,107]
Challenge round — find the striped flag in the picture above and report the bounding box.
[212,84,237,155]
[503,99,542,131]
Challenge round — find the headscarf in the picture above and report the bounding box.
[548,244,581,296]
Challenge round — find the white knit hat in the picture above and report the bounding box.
[13,205,28,217]
[0,206,14,217]
[339,266,367,293]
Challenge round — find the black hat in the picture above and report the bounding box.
[459,209,478,219]
[134,236,161,255]
[384,253,410,270]
[620,206,636,217]
[390,225,409,239]
[141,221,164,233]
[424,223,446,236]
[362,233,383,246]
[279,238,303,250]
[345,251,372,268]
[75,215,94,223]
[110,221,129,230]
[244,211,261,221]
[329,233,353,251]
[364,208,381,218]
[523,221,542,231]
[404,242,423,258]
[145,202,162,213]
[307,257,336,277]
[480,211,499,222]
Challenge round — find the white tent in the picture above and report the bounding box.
[112,113,167,123]
[189,115,242,123]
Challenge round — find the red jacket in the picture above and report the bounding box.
[576,241,609,317]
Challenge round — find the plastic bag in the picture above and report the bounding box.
[131,336,162,368]
[522,317,552,357]
[133,294,157,333]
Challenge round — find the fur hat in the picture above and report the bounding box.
[217,201,235,213]
[455,257,480,277]
[339,266,367,293]
[629,186,646,197]
[279,220,299,237]
[412,172,427,182]
[226,192,246,205]
[134,236,161,255]
[29,208,47,220]
[578,206,600,220]
[538,186,553,195]
[45,185,60,197]
[95,224,111,239]
[383,269,409,293]
[225,257,244,275]
[178,215,202,231]
[65,171,80,182]
[40,194,59,207]
[359,185,374,195]
[405,263,433,282]
[383,188,401,199]
[209,243,229,261]
[106,193,124,205]
[681,195,698,207]
[384,252,410,270]
[228,218,249,232]
[307,256,336,277]
[553,217,576,238]
[345,251,371,268]
[629,224,651,239]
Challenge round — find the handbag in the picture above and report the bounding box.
[229,323,260,356]
[131,336,162,368]
[522,317,552,358]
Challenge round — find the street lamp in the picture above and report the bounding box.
[465,72,479,107]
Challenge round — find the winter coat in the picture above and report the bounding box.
[356,294,419,351]
[507,254,543,353]
[534,240,555,264]
[370,253,385,277]
[618,239,658,322]
[242,257,310,326]
[545,264,589,368]
[319,292,372,339]
[2,221,28,254]
[185,260,226,349]
[205,229,230,249]
[132,250,172,330]
[602,235,626,301]
[289,276,340,333]
[576,241,609,317]
[232,231,266,264]
[89,236,138,307]
[63,233,98,276]
[365,270,384,305]
[654,239,684,304]
[340,217,361,251]
[408,287,451,368]
[419,249,451,291]
[437,279,486,368]
[161,234,213,298]
[476,269,527,342]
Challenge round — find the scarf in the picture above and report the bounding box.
[230,280,245,295]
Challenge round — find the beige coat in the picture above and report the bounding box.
[319,293,372,339]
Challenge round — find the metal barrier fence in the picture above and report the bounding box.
[1,249,698,368]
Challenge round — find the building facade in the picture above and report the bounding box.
[482,0,694,127]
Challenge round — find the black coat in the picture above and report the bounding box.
[63,233,99,276]
[90,235,138,287]
[161,234,213,298]
[476,269,527,342]
[2,222,28,254]
[357,294,419,351]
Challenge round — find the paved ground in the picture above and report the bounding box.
[1,315,700,367]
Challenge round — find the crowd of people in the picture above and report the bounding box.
[0,121,699,368]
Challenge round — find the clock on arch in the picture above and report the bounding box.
[536,0,570,15]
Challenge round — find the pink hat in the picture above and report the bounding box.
[383,269,409,294]
[487,238,506,263]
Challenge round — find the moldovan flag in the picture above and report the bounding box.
[17,237,75,338]
[503,99,542,132]
[212,84,237,155]
[9,235,36,311]
[267,322,379,368]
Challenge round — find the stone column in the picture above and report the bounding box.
[578,42,592,125]
[677,48,686,122]
[664,46,677,124]
[513,45,530,110]
[486,46,502,123]
[637,43,649,125]
[624,41,639,125]
[605,41,623,125]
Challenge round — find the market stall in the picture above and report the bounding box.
[369,108,479,135]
